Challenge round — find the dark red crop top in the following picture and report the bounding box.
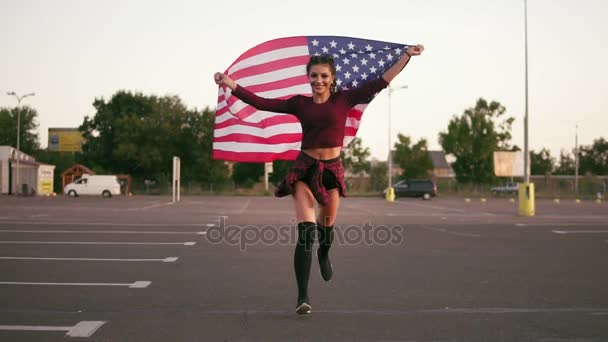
[231,77,389,149]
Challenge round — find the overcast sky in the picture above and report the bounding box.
[1,0,607,160]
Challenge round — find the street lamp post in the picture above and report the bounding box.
[519,0,535,216]
[575,124,579,197]
[6,91,35,195]
[386,85,407,202]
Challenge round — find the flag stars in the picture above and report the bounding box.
[342,57,350,65]
[333,53,339,58]
[352,80,359,87]
[344,71,351,79]
[386,53,394,61]
[330,40,338,48]
[360,58,368,66]
[312,39,319,46]
[336,79,343,86]
[395,47,402,55]
[384,46,390,50]
[352,65,360,73]
[336,64,342,72]
[348,42,355,50]
[350,53,357,58]
[378,59,386,67]
[370,66,377,74]
[314,52,321,56]
[361,72,369,80]
[339,48,347,54]
[322,46,329,53]
[368,52,376,59]
[365,44,373,51]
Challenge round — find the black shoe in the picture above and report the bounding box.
[317,249,333,281]
[296,299,312,315]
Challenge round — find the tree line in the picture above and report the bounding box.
[1,93,607,193]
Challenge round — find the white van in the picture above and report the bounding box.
[64,175,121,197]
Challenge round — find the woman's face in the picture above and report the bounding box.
[308,64,334,96]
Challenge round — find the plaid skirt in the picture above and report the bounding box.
[274,152,346,206]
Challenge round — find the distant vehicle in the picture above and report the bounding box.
[490,182,519,195]
[384,179,437,200]
[64,175,121,197]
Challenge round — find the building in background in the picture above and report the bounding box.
[48,128,85,152]
[0,146,56,196]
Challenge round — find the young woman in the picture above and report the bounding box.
[214,44,424,314]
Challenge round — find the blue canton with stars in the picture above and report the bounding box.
[307,36,409,93]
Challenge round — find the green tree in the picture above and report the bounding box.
[269,160,293,185]
[369,161,388,191]
[0,106,40,154]
[393,133,433,179]
[342,137,371,175]
[438,98,515,183]
[232,162,264,187]
[79,91,227,184]
[555,150,575,175]
[579,138,608,175]
[531,148,555,175]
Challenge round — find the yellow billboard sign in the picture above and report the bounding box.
[48,128,85,152]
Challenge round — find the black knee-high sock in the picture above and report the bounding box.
[294,221,315,302]
[317,223,334,257]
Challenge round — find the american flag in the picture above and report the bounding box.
[214,36,410,162]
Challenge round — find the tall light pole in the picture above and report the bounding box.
[575,124,579,197]
[386,85,407,202]
[523,0,530,184]
[6,91,35,195]
[519,0,535,216]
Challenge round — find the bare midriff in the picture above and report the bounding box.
[302,146,341,161]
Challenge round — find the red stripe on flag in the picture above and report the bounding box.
[225,36,308,71]
[213,150,300,163]
[213,133,302,144]
[229,55,310,81]
[215,114,300,130]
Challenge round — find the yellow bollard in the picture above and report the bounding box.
[518,182,535,216]
[480,198,487,203]
[509,198,515,203]
[575,199,581,204]
[553,198,560,204]
[465,198,471,203]
[385,187,395,202]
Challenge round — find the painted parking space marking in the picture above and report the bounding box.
[0,229,206,235]
[553,230,608,234]
[0,281,150,288]
[0,256,178,262]
[0,321,106,338]
[0,241,196,246]
[0,221,210,227]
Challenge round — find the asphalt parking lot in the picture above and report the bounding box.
[0,195,607,341]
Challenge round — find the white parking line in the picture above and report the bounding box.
[0,281,150,288]
[0,241,196,246]
[553,230,608,234]
[422,226,481,238]
[0,256,178,262]
[0,230,206,235]
[0,321,106,338]
[28,214,49,218]
[126,201,174,211]
[0,221,209,227]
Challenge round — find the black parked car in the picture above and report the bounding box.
[384,179,438,200]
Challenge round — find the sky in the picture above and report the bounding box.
[1,0,607,161]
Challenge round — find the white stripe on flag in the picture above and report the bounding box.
[235,65,307,87]
[228,46,309,75]
[213,141,302,153]
[216,111,293,125]
[214,122,302,138]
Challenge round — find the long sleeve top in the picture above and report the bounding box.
[231,77,389,149]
